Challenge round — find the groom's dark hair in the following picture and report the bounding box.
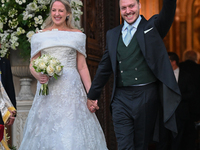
[119,0,140,8]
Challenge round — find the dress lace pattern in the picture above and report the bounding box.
[19,31,108,150]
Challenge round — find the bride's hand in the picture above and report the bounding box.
[87,99,99,113]
[38,73,49,84]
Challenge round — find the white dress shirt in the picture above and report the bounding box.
[122,15,142,42]
[173,67,179,82]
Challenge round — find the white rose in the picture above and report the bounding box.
[47,65,55,76]
[42,55,49,64]
[33,58,40,66]
[55,65,62,75]
[38,61,46,70]
[49,59,57,66]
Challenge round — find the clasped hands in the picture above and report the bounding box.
[87,99,99,113]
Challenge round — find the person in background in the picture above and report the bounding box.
[0,44,16,117]
[0,58,16,148]
[0,81,16,149]
[0,58,16,110]
[0,44,16,142]
[87,0,181,149]
[156,52,195,150]
[179,50,200,121]
[179,50,200,149]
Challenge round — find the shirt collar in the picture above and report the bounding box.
[122,15,142,32]
[174,67,179,73]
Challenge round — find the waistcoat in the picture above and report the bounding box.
[117,34,157,87]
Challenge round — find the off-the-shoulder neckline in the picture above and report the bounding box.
[38,29,84,34]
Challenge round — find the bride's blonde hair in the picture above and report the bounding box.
[43,0,74,29]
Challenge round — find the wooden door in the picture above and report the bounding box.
[82,0,120,149]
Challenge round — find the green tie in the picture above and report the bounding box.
[124,25,133,46]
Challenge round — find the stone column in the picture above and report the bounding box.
[12,100,33,149]
[11,66,34,100]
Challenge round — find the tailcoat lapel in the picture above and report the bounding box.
[136,16,147,56]
[108,24,123,73]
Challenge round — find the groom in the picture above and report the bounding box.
[87,0,181,149]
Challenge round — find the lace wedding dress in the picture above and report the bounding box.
[19,30,108,150]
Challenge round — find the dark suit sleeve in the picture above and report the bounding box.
[154,0,177,38]
[87,33,113,100]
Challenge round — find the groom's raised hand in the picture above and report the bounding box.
[87,99,99,113]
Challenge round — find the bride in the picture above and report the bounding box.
[18,0,108,149]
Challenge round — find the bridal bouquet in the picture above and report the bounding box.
[32,54,63,95]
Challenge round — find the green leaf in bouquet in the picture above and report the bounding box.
[54,74,58,80]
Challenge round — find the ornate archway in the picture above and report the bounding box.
[173,0,200,61]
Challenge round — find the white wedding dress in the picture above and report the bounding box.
[19,30,108,150]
